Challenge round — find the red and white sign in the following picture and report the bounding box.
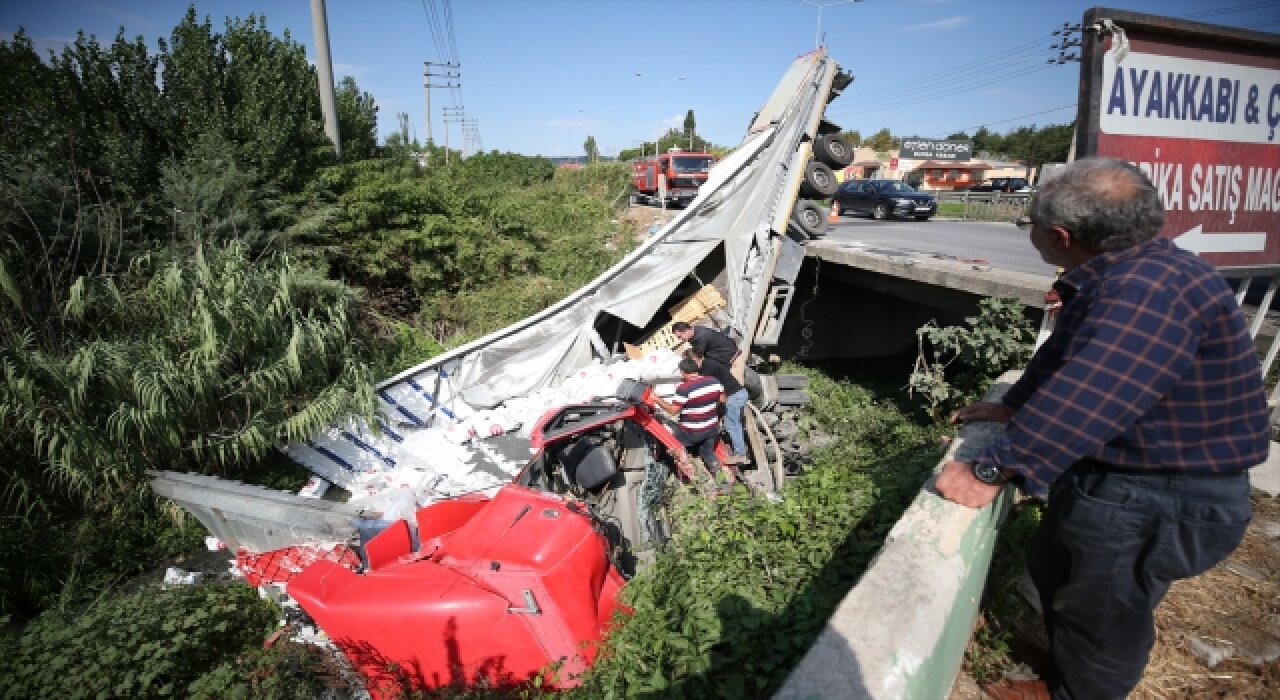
[1089,26,1280,267]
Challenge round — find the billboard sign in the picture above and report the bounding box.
[1078,8,1280,268]
[898,139,973,161]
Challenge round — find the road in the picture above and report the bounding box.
[822,212,1280,341]
[824,215,1059,278]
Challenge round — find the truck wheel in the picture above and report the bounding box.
[814,134,853,167]
[800,161,837,198]
[791,199,829,239]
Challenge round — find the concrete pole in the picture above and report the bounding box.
[308,0,341,158]
[423,63,432,160]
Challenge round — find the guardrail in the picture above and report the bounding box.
[934,191,1032,223]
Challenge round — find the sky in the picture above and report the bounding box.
[3,0,1279,158]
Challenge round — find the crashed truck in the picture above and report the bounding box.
[150,47,856,695]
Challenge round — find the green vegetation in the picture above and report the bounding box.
[573,366,947,698]
[908,298,1036,421]
[1,6,1039,697]
[0,7,637,624]
[0,582,326,699]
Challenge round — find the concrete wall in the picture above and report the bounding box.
[775,255,1048,362]
[775,373,1019,699]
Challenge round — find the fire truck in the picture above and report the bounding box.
[631,149,717,207]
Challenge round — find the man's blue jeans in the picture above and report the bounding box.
[1027,465,1252,699]
[723,388,749,456]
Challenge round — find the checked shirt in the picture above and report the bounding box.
[979,238,1269,496]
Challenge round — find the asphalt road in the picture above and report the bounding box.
[824,214,1060,278]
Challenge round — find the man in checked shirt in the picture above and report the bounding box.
[936,157,1270,700]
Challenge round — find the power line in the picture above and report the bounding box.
[850,34,1054,102]
[825,62,1058,121]
[693,33,1063,138]
[1180,0,1280,21]
[927,103,1078,140]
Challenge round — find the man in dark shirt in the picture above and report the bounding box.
[937,158,1269,700]
[672,321,739,367]
[654,358,726,482]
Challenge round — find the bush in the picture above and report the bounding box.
[572,366,945,698]
[908,297,1034,421]
[0,582,281,699]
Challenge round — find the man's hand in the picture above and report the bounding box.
[950,401,1015,425]
[936,460,1003,509]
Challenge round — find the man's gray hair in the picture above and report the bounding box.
[1031,157,1164,251]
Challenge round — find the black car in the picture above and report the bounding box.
[833,179,937,221]
[968,177,1030,193]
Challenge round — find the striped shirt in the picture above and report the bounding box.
[673,375,724,435]
[981,238,1270,497]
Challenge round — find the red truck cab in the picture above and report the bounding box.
[631,150,716,206]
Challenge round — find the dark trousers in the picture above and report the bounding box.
[1026,465,1252,699]
[673,426,720,476]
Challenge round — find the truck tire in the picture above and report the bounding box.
[743,367,764,402]
[800,161,837,198]
[814,134,853,168]
[791,199,829,239]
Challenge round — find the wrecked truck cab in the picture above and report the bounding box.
[286,385,697,696]
[287,484,626,696]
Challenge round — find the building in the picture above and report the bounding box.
[838,148,1038,193]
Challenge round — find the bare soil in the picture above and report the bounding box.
[954,492,1280,699]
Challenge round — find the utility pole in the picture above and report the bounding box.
[442,106,465,165]
[424,61,460,164]
[799,0,862,49]
[462,118,480,157]
[1048,22,1083,164]
[308,0,341,158]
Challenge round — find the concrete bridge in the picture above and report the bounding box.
[771,239,1056,363]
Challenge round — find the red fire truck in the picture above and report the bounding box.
[631,149,717,207]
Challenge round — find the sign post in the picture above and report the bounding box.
[1077,8,1280,269]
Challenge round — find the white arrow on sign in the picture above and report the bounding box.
[1173,224,1267,255]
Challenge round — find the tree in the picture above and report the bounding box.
[972,126,999,157]
[1035,122,1075,164]
[158,8,227,156]
[865,127,898,153]
[46,30,168,207]
[840,129,861,147]
[335,75,379,161]
[220,14,330,190]
[683,109,696,138]
[584,135,599,163]
[946,131,970,141]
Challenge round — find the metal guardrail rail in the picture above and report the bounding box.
[934,191,1032,222]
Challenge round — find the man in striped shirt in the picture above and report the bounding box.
[936,158,1269,700]
[655,358,725,480]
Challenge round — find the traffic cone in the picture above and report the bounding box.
[828,201,840,222]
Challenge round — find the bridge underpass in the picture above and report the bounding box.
[772,240,1056,362]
